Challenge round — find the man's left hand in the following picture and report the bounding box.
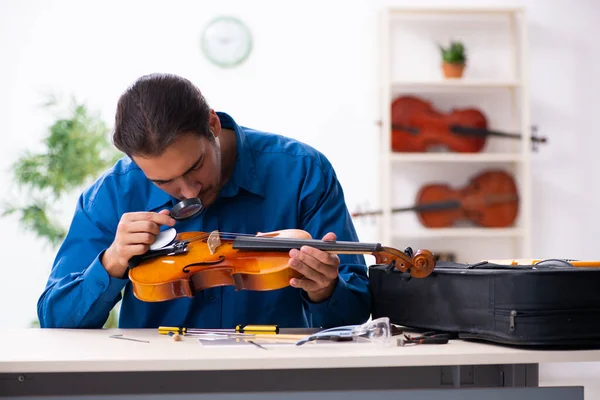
[288,232,340,302]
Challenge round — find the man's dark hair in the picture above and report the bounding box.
[112,73,212,157]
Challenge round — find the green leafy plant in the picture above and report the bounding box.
[2,95,123,328]
[439,41,467,65]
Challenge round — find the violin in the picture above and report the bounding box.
[127,229,436,302]
[390,95,547,153]
[352,169,519,228]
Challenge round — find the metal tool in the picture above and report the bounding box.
[247,340,268,350]
[397,331,452,346]
[109,334,149,343]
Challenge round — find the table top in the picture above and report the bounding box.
[3,328,600,373]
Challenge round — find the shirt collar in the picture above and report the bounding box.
[144,111,264,211]
[216,111,265,199]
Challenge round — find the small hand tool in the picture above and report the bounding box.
[397,331,452,346]
[109,334,149,343]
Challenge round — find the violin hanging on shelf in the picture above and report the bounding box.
[127,229,436,302]
[390,95,547,153]
[352,169,519,228]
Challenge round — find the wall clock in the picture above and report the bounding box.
[200,16,253,68]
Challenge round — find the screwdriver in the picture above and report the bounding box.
[158,324,279,336]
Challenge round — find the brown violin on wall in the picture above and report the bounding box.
[390,95,547,153]
[352,170,519,228]
[127,229,436,302]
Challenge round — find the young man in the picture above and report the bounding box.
[37,73,371,329]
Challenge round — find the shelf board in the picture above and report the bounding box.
[389,153,523,163]
[389,7,524,16]
[391,79,521,89]
[393,227,523,239]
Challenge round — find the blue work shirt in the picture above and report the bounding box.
[37,112,371,329]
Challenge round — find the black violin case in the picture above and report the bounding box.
[369,258,600,348]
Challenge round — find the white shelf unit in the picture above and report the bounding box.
[392,79,522,89]
[390,153,523,163]
[376,7,532,263]
[393,227,524,239]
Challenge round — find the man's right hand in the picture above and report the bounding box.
[101,209,176,278]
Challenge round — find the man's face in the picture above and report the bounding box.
[133,131,223,210]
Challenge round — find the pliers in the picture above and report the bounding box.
[397,331,453,346]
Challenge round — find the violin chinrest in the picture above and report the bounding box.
[150,228,177,250]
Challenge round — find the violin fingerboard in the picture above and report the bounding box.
[232,237,380,253]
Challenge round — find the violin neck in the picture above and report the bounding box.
[232,236,382,255]
[353,195,517,218]
[353,200,460,217]
[451,125,545,143]
[391,123,545,143]
[406,200,461,212]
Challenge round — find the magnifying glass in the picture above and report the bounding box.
[170,197,204,221]
[145,198,203,253]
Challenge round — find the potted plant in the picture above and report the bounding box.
[2,95,123,328]
[439,40,467,78]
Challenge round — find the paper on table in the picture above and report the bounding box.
[198,336,296,347]
[198,338,251,347]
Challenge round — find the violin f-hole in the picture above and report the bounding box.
[182,256,226,273]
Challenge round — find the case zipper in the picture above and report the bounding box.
[510,310,517,331]
[498,308,600,332]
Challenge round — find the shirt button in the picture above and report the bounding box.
[209,296,216,302]
[98,282,105,289]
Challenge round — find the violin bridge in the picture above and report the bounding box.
[207,230,221,255]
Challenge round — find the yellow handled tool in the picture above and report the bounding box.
[158,324,279,335]
[235,324,279,334]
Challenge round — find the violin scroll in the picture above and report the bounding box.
[374,246,436,279]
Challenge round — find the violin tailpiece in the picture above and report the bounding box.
[127,242,188,269]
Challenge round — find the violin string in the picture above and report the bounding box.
[180,231,289,244]
[182,232,245,243]
[202,234,382,253]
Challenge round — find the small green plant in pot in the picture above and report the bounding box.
[439,40,467,78]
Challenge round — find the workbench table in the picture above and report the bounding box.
[2,328,599,399]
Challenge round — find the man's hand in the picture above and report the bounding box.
[288,232,340,303]
[101,209,176,278]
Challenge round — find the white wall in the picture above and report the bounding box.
[1,0,599,397]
